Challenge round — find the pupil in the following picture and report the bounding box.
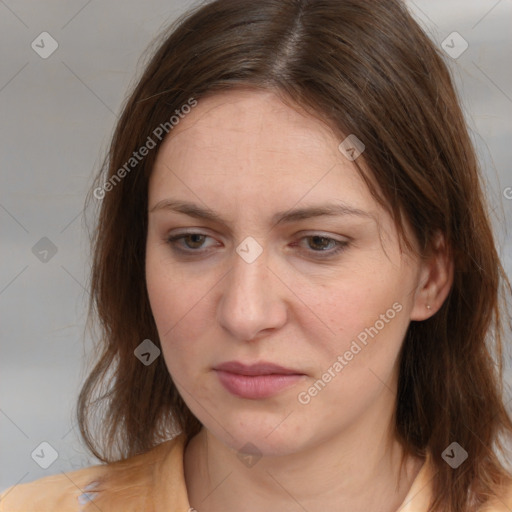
[188,234,204,248]
[311,236,329,250]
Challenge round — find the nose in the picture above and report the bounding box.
[216,245,288,342]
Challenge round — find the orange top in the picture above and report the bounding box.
[0,434,511,511]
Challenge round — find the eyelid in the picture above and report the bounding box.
[298,230,351,242]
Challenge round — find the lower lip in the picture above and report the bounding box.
[215,370,304,399]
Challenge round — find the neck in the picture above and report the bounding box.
[184,413,424,512]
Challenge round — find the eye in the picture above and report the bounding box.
[166,232,218,253]
[294,234,349,258]
[165,232,349,259]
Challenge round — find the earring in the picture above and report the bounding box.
[426,304,432,310]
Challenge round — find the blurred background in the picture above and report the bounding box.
[1,0,511,490]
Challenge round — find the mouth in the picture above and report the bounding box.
[213,360,306,399]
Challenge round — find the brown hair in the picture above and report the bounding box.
[78,0,512,510]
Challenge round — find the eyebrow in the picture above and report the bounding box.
[149,199,373,227]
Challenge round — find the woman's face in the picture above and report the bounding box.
[146,88,428,456]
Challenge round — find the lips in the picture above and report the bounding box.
[214,360,302,376]
[213,361,306,399]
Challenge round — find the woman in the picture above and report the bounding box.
[1,0,511,510]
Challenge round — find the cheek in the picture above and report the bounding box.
[297,282,409,422]
[299,265,414,400]
[145,248,218,376]
[146,241,200,331]
[308,270,407,346]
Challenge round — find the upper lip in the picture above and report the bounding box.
[214,361,304,376]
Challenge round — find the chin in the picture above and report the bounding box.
[204,410,315,458]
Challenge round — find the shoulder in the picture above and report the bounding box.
[0,435,185,512]
[0,464,106,512]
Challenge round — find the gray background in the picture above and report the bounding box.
[1,0,511,490]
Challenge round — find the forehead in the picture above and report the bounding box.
[162,90,339,164]
[149,89,378,222]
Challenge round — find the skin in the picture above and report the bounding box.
[145,88,453,512]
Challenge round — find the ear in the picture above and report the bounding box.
[410,231,454,321]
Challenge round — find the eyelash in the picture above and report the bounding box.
[165,232,349,259]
